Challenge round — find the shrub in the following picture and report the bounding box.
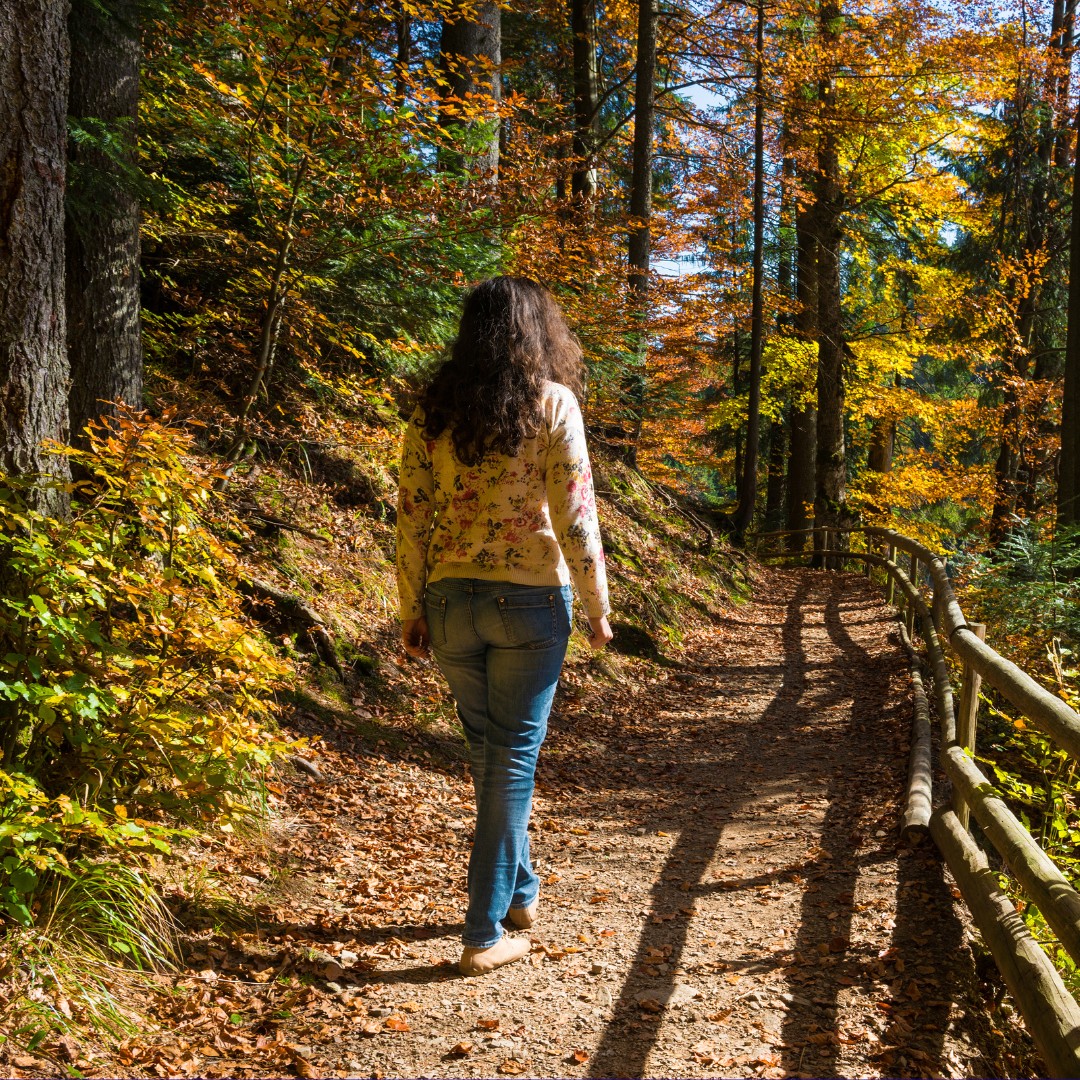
[0,412,291,926]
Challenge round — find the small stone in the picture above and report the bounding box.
[369,1006,393,1017]
[340,951,359,965]
[590,962,607,975]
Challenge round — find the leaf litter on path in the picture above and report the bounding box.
[17,568,1041,1079]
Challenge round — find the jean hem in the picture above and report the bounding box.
[462,933,504,949]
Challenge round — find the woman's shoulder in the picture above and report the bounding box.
[541,381,581,414]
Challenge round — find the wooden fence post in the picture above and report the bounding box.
[954,622,988,829]
[905,555,919,637]
[886,543,896,605]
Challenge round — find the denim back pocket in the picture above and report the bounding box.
[425,593,449,648]
[497,592,558,649]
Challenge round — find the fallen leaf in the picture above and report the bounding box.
[384,1016,410,1032]
[497,1059,528,1075]
[570,1049,589,1064]
[476,1018,499,1031]
[450,1042,473,1055]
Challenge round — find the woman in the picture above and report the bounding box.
[396,276,612,976]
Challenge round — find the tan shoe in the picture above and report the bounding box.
[459,936,531,976]
[507,898,538,929]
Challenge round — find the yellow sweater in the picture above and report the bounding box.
[395,382,610,621]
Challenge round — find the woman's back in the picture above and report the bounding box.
[397,380,608,623]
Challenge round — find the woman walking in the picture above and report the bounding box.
[396,276,612,976]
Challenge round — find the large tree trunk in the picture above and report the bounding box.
[66,0,142,446]
[812,2,846,568]
[784,201,818,549]
[623,0,656,464]
[439,1,501,179]
[571,0,600,200]
[1060,108,1080,527]
[0,0,71,515]
[733,0,767,538]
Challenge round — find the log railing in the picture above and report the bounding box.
[754,526,1080,1077]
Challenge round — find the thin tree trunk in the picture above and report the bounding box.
[784,201,817,549]
[439,1,501,179]
[624,0,656,464]
[764,418,786,526]
[0,0,71,515]
[239,158,308,422]
[66,0,143,446]
[571,0,599,200]
[733,0,767,537]
[812,1,846,568]
[1060,108,1080,527]
[394,3,411,107]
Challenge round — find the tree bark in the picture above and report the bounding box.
[1060,106,1080,527]
[812,1,847,567]
[764,418,787,526]
[66,0,143,446]
[571,0,600,200]
[784,201,818,549]
[394,2,411,107]
[733,0,767,538]
[439,1,501,179]
[624,0,656,463]
[0,0,71,515]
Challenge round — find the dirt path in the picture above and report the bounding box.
[135,567,1037,1080]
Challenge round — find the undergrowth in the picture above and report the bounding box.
[0,398,748,1066]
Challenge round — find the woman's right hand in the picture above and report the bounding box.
[587,615,613,651]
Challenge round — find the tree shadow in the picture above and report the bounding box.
[588,574,818,1077]
[577,571,969,1079]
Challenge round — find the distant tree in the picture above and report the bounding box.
[733,0,767,536]
[571,0,600,200]
[0,0,71,514]
[439,1,502,178]
[625,0,656,461]
[66,0,143,445]
[1062,110,1080,528]
[812,0,847,563]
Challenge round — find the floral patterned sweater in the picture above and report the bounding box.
[396,381,610,622]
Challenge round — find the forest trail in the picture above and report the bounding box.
[146,568,1034,1080]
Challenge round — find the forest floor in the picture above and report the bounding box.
[29,565,1043,1080]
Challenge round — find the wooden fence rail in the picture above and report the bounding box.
[753,526,1080,1077]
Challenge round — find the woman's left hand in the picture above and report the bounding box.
[402,616,431,659]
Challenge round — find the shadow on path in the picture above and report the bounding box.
[581,570,968,1079]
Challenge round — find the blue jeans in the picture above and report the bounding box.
[425,578,572,948]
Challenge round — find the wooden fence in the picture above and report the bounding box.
[754,527,1080,1078]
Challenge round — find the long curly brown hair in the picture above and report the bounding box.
[419,276,585,466]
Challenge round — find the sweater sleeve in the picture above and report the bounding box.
[395,409,435,621]
[546,391,610,619]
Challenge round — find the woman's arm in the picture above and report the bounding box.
[396,411,435,628]
[546,390,611,648]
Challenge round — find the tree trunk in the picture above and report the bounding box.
[66,0,142,446]
[439,1,501,179]
[622,0,656,464]
[571,0,600,200]
[764,417,787,527]
[0,0,71,515]
[1060,110,1080,527]
[784,201,818,549]
[394,3,411,107]
[812,2,847,567]
[733,0,767,538]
